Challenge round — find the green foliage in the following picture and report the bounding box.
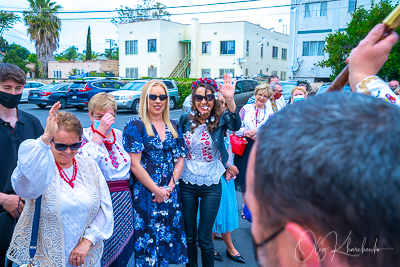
[0,11,20,36]
[55,46,80,61]
[319,0,400,81]
[9,44,30,60]
[0,36,9,53]
[176,82,192,107]
[3,50,29,73]
[68,68,78,76]
[105,46,119,60]
[112,0,170,26]
[86,26,92,60]
[27,53,37,63]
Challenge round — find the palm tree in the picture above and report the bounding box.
[24,0,62,78]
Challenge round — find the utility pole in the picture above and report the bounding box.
[105,39,115,60]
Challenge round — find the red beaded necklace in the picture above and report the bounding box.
[55,158,77,188]
[91,124,116,151]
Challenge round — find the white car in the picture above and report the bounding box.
[22,82,44,102]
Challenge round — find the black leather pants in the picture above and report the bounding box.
[180,181,222,267]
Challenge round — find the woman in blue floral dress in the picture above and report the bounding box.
[123,80,188,267]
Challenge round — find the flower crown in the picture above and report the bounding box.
[192,78,219,91]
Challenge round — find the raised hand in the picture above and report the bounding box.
[220,73,237,112]
[96,113,115,135]
[41,102,61,145]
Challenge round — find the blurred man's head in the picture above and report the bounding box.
[269,82,282,100]
[268,75,279,84]
[247,92,400,267]
[389,80,399,90]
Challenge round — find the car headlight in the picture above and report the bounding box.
[120,95,132,100]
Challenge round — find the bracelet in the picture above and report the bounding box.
[94,129,106,138]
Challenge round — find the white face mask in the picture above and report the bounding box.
[293,95,305,103]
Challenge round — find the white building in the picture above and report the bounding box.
[289,0,369,82]
[119,19,289,79]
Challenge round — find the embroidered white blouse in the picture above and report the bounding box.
[79,128,131,181]
[181,124,225,186]
[11,137,113,267]
[236,104,273,137]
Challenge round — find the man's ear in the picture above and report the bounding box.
[285,222,320,267]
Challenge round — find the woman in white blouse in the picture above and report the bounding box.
[7,102,113,267]
[234,83,273,216]
[79,93,134,267]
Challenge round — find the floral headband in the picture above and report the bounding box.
[192,78,219,91]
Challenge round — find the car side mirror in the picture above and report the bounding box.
[235,89,241,94]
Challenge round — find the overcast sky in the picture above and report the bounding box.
[2,0,291,55]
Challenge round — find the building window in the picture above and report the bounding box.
[219,69,234,77]
[271,71,278,75]
[220,41,235,55]
[348,0,357,12]
[281,71,287,80]
[302,41,325,56]
[245,68,249,76]
[261,45,263,58]
[246,40,249,56]
[125,40,138,55]
[126,68,138,78]
[202,69,211,78]
[305,2,327,17]
[202,42,211,54]
[148,39,156,52]
[53,70,61,78]
[260,70,262,74]
[272,46,278,58]
[148,67,157,78]
[282,48,287,60]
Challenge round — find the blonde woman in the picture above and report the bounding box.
[290,86,307,103]
[123,80,188,266]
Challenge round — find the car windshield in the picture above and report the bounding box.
[38,84,64,91]
[70,82,86,89]
[120,82,146,91]
[281,83,297,95]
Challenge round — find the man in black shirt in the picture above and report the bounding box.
[0,63,43,265]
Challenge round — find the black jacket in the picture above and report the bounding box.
[179,109,241,167]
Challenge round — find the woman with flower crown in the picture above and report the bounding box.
[179,74,241,267]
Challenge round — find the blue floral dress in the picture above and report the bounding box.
[123,118,188,267]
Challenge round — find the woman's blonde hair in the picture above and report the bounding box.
[88,92,117,115]
[56,111,83,140]
[139,80,178,138]
[254,83,273,98]
[290,86,307,102]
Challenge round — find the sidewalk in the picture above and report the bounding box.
[173,192,256,267]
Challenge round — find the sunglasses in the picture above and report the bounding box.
[149,94,168,101]
[52,140,82,151]
[194,94,215,102]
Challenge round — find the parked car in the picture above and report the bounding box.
[111,79,180,114]
[21,81,44,102]
[316,82,351,95]
[28,83,71,109]
[67,80,124,110]
[182,78,259,112]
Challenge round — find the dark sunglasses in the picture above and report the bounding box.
[149,94,168,101]
[194,94,215,102]
[52,140,82,151]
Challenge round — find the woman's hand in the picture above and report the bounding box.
[96,113,115,135]
[41,102,61,145]
[69,238,92,266]
[245,129,257,140]
[220,74,237,112]
[228,165,239,177]
[167,179,176,193]
[152,187,170,203]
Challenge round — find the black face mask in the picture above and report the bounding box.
[0,91,22,109]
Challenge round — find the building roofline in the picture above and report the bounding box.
[48,60,119,63]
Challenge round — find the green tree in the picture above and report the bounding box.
[105,44,119,60]
[319,0,400,81]
[68,68,78,76]
[86,26,92,60]
[9,44,30,60]
[24,0,62,78]
[0,11,20,36]
[0,36,9,53]
[112,0,170,26]
[3,44,31,73]
[54,46,80,61]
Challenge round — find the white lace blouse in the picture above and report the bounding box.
[180,124,225,186]
[11,137,113,267]
[79,128,131,181]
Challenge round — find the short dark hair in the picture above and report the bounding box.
[268,75,279,83]
[254,92,400,266]
[0,63,26,85]
[296,80,311,91]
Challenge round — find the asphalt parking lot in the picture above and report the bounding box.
[18,103,256,267]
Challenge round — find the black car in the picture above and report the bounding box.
[28,83,71,109]
[67,80,124,110]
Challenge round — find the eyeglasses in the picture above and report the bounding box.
[252,227,284,266]
[149,94,168,101]
[274,90,283,93]
[93,113,116,120]
[194,94,215,102]
[52,140,82,151]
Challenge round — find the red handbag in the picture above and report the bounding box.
[230,134,248,156]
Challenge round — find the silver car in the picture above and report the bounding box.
[22,81,44,102]
[111,80,180,114]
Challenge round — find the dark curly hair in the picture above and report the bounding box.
[190,82,223,133]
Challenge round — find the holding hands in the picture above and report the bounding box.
[41,102,61,145]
